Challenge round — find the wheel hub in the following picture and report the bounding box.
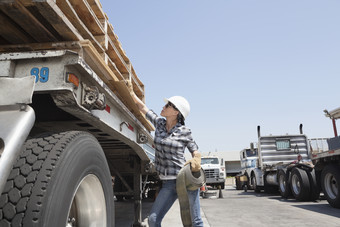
[66,174,107,227]
[279,175,286,192]
[325,173,338,200]
[291,175,301,194]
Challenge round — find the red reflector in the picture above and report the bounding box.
[297,154,302,161]
[105,105,111,113]
[67,73,79,87]
[329,150,335,154]
[128,124,134,132]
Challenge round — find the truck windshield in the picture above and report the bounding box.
[246,149,257,157]
[201,158,219,164]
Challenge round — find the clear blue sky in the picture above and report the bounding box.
[100,0,340,153]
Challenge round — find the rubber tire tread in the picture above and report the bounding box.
[321,164,340,208]
[0,131,114,227]
[290,168,310,201]
[306,169,320,201]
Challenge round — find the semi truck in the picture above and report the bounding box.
[236,148,258,190]
[238,106,340,208]
[0,1,158,226]
[238,125,313,196]
[201,156,225,189]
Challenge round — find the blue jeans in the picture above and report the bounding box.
[148,179,203,227]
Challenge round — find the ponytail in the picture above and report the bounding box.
[177,113,185,125]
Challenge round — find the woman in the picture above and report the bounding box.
[131,91,204,227]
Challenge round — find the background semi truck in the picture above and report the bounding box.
[0,1,158,226]
[238,125,312,195]
[238,106,340,208]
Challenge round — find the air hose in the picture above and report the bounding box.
[176,165,206,227]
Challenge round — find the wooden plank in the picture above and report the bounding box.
[106,26,144,97]
[68,0,105,36]
[0,0,16,4]
[80,40,119,82]
[131,66,144,91]
[87,0,105,19]
[0,1,58,42]
[27,0,83,41]
[107,38,129,75]
[0,1,151,130]
[80,40,153,131]
[107,22,130,63]
[16,0,34,5]
[106,55,126,81]
[0,10,35,44]
[0,35,10,45]
[56,0,105,53]
[114,81,154,132]
[0,41,83,52]
[131,70,144,101]
[94,33,108,50]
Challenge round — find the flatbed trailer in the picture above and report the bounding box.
[0,49,157,227]
[308,106,340,208]
[0,1,158,226]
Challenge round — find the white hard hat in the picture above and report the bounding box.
[164,96,190,119]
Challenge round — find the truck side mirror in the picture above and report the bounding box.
[250,142,254,151]
[220,158,223,166]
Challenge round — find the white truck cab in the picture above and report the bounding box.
[201,156,226,189]
[240,148,258,177]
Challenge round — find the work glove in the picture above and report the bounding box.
[185,153,201,172]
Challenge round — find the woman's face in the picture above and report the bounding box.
[161,102,179,118]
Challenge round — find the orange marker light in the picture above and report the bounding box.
[67,73,79,87]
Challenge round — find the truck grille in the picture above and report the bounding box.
[204,168,219,178]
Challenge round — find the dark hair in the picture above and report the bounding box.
[168,102,185,125]
[177,113,185,125]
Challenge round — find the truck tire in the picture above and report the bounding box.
[290,167,310,201]
[321,164,340,208]
[0,131,115,227]
[278,169,291,198]
[251,173,261,192]
[306,169,320,201]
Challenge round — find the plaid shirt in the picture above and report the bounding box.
[146,110,199,178]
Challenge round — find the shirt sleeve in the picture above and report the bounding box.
[145,110,161,127]
[187,138,199,153]
[180,126,199,153]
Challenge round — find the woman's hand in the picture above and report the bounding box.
[127,80,149,115]
[185,151,201,172]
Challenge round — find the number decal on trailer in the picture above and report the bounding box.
[31,67,49,83]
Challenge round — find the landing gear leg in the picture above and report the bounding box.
[133,157,144,227]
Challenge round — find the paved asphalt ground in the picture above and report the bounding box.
[116,184,340,227]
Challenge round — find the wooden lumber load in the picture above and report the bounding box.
[0,0,153,131]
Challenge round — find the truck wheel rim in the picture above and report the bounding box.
[324,173,338,200]
[291,174,301,195]
[66,174,107,227]
[279,175,286,192]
